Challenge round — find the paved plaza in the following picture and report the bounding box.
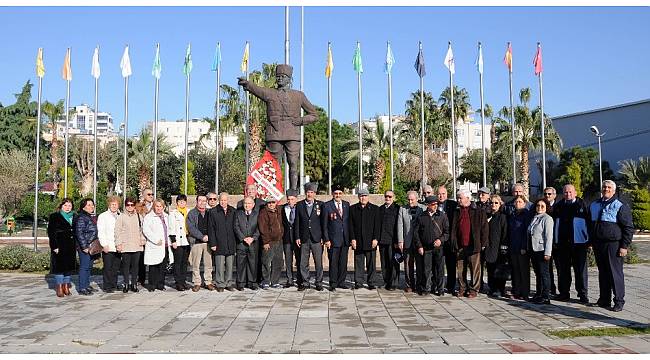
[0,264,649,354]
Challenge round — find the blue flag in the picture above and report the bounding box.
[385,42,395,75]
[211,43,222,72]
[414,43,425,78]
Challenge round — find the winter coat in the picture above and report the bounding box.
[450,206,489,254]
[168,209,190,246]
[397,204,425,249]
[48,211,77,274]
[258,206,285,245]
[376,203,400,245]
[97,210,119,252]
[187,207,209,245]
[207,205,237,256]
[412,210,450,251]
[553,197,590,246]
[321,199,350,248]
[73,210,97,250]
[484,211,509,263]
[508,209,532,253]
[348,202,380,251]
[142,212,174,265]
[528,213,554,257]
[114,211,145,253]
[589,196,635,249]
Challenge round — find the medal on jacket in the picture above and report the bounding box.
[330,211,337,220]
[316,203,321,216]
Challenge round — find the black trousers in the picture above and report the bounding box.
[511,252,530,298]
[328,245,349,287]
[486,261,506,295]
[416,250,433,292]
[236,241,258,288]
[594,241,625,306]
[531,251,551,300]
[121,252,141,285]
[444,247,457,292]
[378,244,399,288]
[102,251,121,290]
[138,250,147,285]
[354,248,376,286]
[549,255,557,294]
[284,241,301,284]
[556,243,588,298]
[148,247,169,289]
[172,245,190,286]
[299,241,323,286]
[262,241,284,285]
[403,246,416,290]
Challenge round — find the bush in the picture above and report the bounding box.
[20,250,51,272]
[0,245,32,270]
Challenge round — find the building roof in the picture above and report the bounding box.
[552,98,650,121]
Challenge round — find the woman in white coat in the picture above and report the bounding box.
[528,198,554,305]
[143,199,174,292]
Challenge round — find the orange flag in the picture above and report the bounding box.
[503,43,513,72]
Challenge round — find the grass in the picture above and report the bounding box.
[547,326,650,338]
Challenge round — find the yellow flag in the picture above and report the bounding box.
[240,42,249,74]
[61,48,72,81]
[325,45,334,79]
[36,48,45,78]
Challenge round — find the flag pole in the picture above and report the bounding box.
[153,43,160,199]
[356,41,363,190]
[387,41,394,191]
[33,48,44,250]
[93,45,99,207]
[448,41,457,196]
[537,42,546,189]
[63,48,71,198]
[419,42,426,194]
[300,6,305,194]
[327,42,332,195]
[123,46,129,200]
[507,42,517,186]
[215,42,221,194]
[184,43,191,195]
[284,7,291,192]
[245,41,250,174]
[478,42,487,188]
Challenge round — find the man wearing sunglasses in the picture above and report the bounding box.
[377,190,400,291]
[187,194,215,291]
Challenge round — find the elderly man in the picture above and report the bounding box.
[295,182,325,291]
[451,189,489,298]
[208,192,237,292]
[322,184,351,291]
[543,187,557,211]
[377,190,400,291]
[413,195,450,296]
[258,197,285,289]
[349,188,380,290]
[237,184,267,211]
[422,185,435,203]
[504,183,533,217]
[438,185,459,295]
[282,189,300,288]
[476,187,491,213]
[589,180,634,312]
[397,190,426,292]
[187,194,215,292]
[235,196,261,290]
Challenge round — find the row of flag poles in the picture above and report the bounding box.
[30,40,546,246]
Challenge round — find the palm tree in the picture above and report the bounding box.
[619,156,650,190]
[42,100,64,176]
[493,88,563,195]
[404,91,448,149]
[439,85,472,124]
[201,84,243,152]
[247,63,277,168]
[128,128,173,197]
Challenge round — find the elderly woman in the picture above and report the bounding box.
[484,195,509,298]
[142,199,175,292]
[97,196,121,293]
[48,198,76,297]
[73,198,98,296]
[115,197,146,293]
[529,198,555,304]
[508,195,531,300]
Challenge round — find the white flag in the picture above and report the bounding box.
[476,45,484,75]
[120,45,132,78]
[444,45,455,75]
[91,46,100,79]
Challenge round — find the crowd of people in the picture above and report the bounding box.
[46,179,634,312]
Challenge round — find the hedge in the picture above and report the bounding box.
[0,245,50,272]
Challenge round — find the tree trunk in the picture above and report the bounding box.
[520,146,530,198]
[249,121,263,171]
[138,169,151,200]
[372,158,385,193]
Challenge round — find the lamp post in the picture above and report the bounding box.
[119,123,126,196]
[590,125,605,187]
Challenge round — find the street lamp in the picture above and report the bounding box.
[590,125,605,187]
[119,123,126,197]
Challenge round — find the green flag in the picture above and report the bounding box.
[183,43,193,76]
[352,42,363,73]
[152,44,161,79]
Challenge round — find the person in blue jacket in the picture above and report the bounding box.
[589,180,634,312]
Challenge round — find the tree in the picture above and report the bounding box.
[619,156,650,191]
[404,90,448,149]
[128,128,174,198]
[219,148,246,195]
[553,146,598,197]
[629,188,650,231]
[0,149,35,217]
[42,99,64,176]
[0,81,37,153]
[439,85,472,124]
[156,155,182,203]
[179,161,197,195]
[57,166,77,200]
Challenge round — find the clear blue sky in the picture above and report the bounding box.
[0,7,648,135]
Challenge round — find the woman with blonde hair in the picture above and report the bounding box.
[115,196,146,293]
[97,196,122,293]
[142,199,174,292]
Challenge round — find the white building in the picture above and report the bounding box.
[54,104,114,138]
[149,118,238,156]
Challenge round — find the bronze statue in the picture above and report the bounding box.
[238,64,318,191]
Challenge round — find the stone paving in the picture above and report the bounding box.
[0,264,649,354]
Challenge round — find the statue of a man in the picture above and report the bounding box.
[238,64,318,191]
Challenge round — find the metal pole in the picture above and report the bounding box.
[478,42,487,188]
[284,7,291,192]
[300,6,305,194]
[153,45,160,199]
[419,67,426,192]
[184,67,190,195]
[215,42,221,194]
[123,76,128,199]
[508,42,517,185]
[327,42,332,195]
[598,135,603,187]
[388,41,394,191]
[245,42,250,174]
[357,42,363,189]
[33,73,43,250]
[538,43,546,190]
[449,42,457,197]
[64,78,70,198]
[93,59,99,207]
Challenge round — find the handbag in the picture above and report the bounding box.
[88,239,103,256]
[494,263,511,281]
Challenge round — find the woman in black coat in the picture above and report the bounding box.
[484,195,509,297]
[47,198,76,297]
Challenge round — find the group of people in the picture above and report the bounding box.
[46,179,634,312]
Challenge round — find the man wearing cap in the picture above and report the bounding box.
[476,187,491,214]
[238,64,319,191]
[295,182,325,291]
[258,196,285,289]
[397,190,426,292]
[377,190,401,291]
[349,188,381,290]
[413,195,449,296]
[282,189,301,288]
[322,184,351,291]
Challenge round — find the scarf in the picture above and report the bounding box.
[60,210,73,225]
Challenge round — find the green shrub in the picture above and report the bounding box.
[630,189,650,231]
[0,245,31,269]
[20,250,51,272]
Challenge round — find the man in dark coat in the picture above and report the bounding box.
[397,191,425,292]
[281,189,301,288]
[437,185,459,295]
[413,195,450,296]
[376,190,400,290]
[349,188,380,290]
[208,192,237,292]
[451,189,489,298]
[187,195,214,291]
[236,184,266,284]
[234,196,261,290]
[322,184,350,291]
[295,182,325,291]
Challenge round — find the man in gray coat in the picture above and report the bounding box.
[397,190,426,292]
[187,195,215,292]
[235,196,261,290]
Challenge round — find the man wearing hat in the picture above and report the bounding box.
[413,195,450,296]
[281,189,301,288]
[322,184,351,291]
[238,64,319,191]
[294,182,325,291]
[349,188,381,290]
[476,187,491,214]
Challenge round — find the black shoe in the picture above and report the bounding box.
[156,286,165,291]
[147,286,155,292]
[596,299,611,309]
[354,284,362,289]
[553,294,570,301]
[176,285,185,291]
[579,296,590,304]
[297,285,306,291]
[387,286,396,291]
[130,284,139,293]
[249,285,259,291]
[330,286,336,292]
[611,304,624,312]
[78,289,92,296]
[236,286,244,291]
[339,284,349,290]
[368,285,376,290]
[315,285,323,291]
[284,282,292,288]
[104,288,115,293]
[123,285,129,293]
[433,291,442,296]
[451,290,459,297]
[225,286,235,292]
